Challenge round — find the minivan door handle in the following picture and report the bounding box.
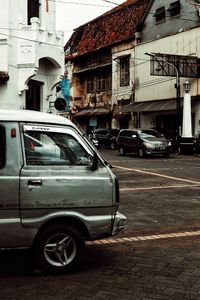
[28,179,42,186]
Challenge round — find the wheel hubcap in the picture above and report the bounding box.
[44,233,76,267]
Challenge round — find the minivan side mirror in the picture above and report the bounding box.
[89,152,98,171]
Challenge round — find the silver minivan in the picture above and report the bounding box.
[0,109,126,274]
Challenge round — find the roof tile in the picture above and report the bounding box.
[65,0,151,57]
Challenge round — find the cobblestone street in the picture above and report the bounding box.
[1,151,200,299]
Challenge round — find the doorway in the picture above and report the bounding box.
[26,80,43,111]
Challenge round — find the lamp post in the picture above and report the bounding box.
[179,80,194,154]
[145,52,181,150]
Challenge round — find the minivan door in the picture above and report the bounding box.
[0,123,23,247]
[19,124,114,232]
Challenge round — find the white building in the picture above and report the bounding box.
[132,26,200,137]
[0,0,64,112]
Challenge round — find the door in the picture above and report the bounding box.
[26,80,43,111]
[19,124,113,228]
[0,123,22,247]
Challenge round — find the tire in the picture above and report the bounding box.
[163,153,169,158]
[110,142,115,150]
[138,148,144,158]
[33,223,85,274]
[119,147,125,156]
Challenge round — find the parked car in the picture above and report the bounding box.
[91,128,120,149]
[0,109,126,274]
[116,128,171,157]
[88,132,99,148]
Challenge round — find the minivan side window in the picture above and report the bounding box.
[23,131,91,166]
[0,126,6,169]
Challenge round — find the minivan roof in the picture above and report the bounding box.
[0,109,74,126]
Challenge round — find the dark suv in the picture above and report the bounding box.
[92,128,120,149]
[116,128,171,157]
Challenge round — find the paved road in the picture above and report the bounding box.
[1,151,200,299]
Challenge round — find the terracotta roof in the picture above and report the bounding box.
[65,0,151,58]
[0,71,9,83]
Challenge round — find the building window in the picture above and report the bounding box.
[197,58,200,78]
[154,7,165,23]
[167,1,180,17]
[120,57,130,87]
[28,0,40,25]
[96,70,111,91]
[87,75,95,92]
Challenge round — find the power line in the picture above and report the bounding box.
[49,0,112,8]
[0,31,64,48]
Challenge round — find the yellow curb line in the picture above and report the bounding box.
[86,230,200,246]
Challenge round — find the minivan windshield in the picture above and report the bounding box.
[139,130,162,139]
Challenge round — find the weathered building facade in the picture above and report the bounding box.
[122,0,200,139]
[65,0,200,137]
[65,0,151,134]
[0,0,64,112]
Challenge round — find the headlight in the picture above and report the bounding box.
[168,141,172,146]
[144,142,154,149]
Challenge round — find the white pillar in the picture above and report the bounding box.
[182,92,192,137]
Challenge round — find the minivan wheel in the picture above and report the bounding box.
[110,142,115,150]
[33,223,85,274]
[119,147,125,156]
[138,148,144,158]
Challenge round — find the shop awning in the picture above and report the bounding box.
[74,107,111,117]
[74,62,111,74]
[121,99,182,113]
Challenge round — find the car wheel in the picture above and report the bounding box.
[119,147,125,156]
[163,153,169,158]
[33,223,85,274]
[138,148,144,158]
[110,142,115,150]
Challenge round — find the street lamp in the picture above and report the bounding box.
[179,80,194,154]
[145,52,181,148]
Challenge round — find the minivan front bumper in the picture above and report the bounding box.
[112,211,127,235]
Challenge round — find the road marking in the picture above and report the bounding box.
[114,165,200,185]
[120,184,200,191]
[86,230,200,246]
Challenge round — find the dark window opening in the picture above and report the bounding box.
[167,1,180,17]
[120,57,130,87]
[28,0,40,25]
[154,7,165,22]
[0,126,6,169]
[87,74,95,92]
[26,80,43,111]
[97,70,111,91]
[197,58,200,78]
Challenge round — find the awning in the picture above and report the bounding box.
[121,99,182,113]
[74,62,111,74]
[74,107,111,117]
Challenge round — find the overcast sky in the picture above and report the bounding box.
[56,0,125,43]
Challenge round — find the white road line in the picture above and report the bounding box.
[114,165,200,185]
[120,184,200,191]
[86,230,200,246]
